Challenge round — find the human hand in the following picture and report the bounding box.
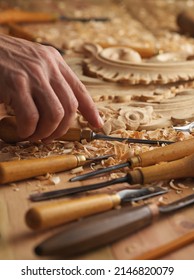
[0,34,103,142]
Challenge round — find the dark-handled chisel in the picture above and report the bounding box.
[0,116,174,145]
[70,137,194,182]
[29,153,194,201]
[34,193,194,257]
[26,186,168,230]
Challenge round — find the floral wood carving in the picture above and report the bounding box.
[83,43,194,85]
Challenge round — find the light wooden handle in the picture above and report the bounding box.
[0,154,85,184]
[34,204,156,256]
[0,9,57,24]
[26,193,121,230]
[8,23,37,41]
[130,138,194,167]
[130,153,194,184]
[134,231,194,260]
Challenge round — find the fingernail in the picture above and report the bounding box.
[98,115,104,127]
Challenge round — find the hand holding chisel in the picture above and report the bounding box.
[0,116,173,145]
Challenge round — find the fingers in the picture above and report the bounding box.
[42,73,78,143]
[9,75,39,139]
[58,59,103,128]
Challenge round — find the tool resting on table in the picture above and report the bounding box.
[134,230,194,260]
[0,154,110,184]
[0,116,173,144]
[34,193,194,257]
[30,147,194,201]
[0,9,109,24]
[26,186,167,230]
[70,136,194,181]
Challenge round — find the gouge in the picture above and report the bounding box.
[0,9,110,24]
[29,152,194,201]
[70,137,194,182]
[26,186,168,230]
[0,116,174,145]
[8,24,65,55]
[134,230,194,260]
[0,154,110,185]
[34,193,194,257]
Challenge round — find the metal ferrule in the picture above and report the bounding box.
[130,155,142,167]
[75,155,87,166]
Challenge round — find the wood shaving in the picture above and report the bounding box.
[70,166,84,174]
[49,176,61,185]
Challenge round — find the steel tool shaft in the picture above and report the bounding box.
[0,116,174,145]
[70,137,194,182]
[30,153,194,201]
[34,193,194,257]
[26,186,167,230]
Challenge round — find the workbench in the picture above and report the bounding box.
[1,0,194,260]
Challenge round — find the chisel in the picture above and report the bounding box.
[70,137,194,182]
[26,186,168,230]
[34,193,194,257]
[0,154,110,185]
[0,116,174,145]
[0,9,110,25]
[29,152,194,201]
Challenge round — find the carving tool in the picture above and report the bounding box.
[34,193,194,257]
[173,121,194,133]
[0,116,174,145]
[134,230,194,260]
[0,154,111,185]
[0,9,110,25]
[70,137,194,182]
[8,24,65,55]
[26,186,168,230]
[29,153,194,201]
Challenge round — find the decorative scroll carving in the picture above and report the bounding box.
[83,43,194,85]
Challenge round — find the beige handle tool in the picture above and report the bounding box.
[130,153,194,184]
[0,116,92,143]
[0,154,86,184]
[134,230,194,260]
[130,137,194,168]
[0,9,57,24]
[25,193,120,230]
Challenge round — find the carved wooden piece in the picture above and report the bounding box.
[83,43,194,85]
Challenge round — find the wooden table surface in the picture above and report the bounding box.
[1,0,194,260]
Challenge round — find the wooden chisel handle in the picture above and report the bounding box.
[0,116,92,143]
[134,230,194,260]
[8,23,38,42]
[0,9,57,24]
[130,138,194,168]
[26,193,121,230]
[0,154,85,184]
[34,203,158,257]
[130,153,194,185]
